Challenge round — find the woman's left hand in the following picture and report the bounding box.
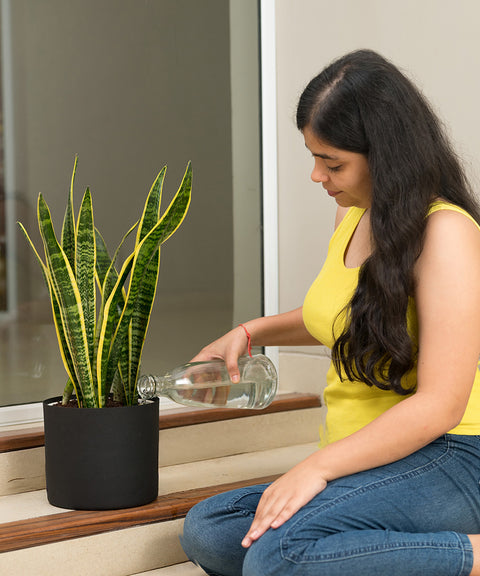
[241,458,328,548]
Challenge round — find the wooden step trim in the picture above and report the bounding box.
[0,475,280,553]
[158,392,321,429]
[0,393,321,453]
[0,426,45,452]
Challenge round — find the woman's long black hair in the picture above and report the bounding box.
[297,49,480,395]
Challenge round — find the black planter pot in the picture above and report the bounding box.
[43,396,159,510]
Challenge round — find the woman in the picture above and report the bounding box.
[180,49,480,576]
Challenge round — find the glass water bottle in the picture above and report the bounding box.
[137,354,278,409]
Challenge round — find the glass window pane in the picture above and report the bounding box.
[0,0,262,407]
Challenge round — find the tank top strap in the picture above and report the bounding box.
[329,207,367,259]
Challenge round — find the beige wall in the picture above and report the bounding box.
[275,0,480,348]
[274,0,480,391]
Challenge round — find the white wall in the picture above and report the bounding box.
[274,0,480,388]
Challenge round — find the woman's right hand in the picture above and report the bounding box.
[191,308,319,383]
[190,325,250,383]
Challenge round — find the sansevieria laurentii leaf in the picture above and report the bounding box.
[18,158,192,407]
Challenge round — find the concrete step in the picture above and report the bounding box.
[0,518,188,576]
[0,442,318,575]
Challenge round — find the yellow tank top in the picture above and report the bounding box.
[303,201,480,445]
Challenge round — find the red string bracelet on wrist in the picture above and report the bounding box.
[239,324,253,357]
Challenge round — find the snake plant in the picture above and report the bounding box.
[19,158,192,408]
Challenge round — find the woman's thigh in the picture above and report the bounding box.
[181,435,480,575]
[244,434,480,575]
[283,434,480,536]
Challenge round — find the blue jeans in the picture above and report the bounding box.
[180,434,480,576]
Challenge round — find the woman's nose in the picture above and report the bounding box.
[311,164,329,183]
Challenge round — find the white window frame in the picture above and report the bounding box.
[261,0,279,368]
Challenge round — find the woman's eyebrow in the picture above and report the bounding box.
[314,152,339,160]
[304,143,339,161]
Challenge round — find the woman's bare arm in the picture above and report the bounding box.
[192,307,320,381]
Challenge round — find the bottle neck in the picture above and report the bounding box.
[137,373,168,401]
[153,374,169,395]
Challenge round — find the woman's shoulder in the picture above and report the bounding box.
[425,200,480,246]
[427,199,480,230]
[417,200,480,280]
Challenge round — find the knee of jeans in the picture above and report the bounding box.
[243,538,284,576]
[181,502,212,559]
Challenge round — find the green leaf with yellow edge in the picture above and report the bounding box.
[76,189,96,367]
[104,163,192,403]
[18,221,81,402]
[61,156,78,271]
[37,194,96,407]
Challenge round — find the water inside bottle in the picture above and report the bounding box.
[163,379,274,409]
[138,354,278,409]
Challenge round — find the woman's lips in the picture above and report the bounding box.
[327,189,341,197]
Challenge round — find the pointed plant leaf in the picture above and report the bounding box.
[101,226,163,396]
[61,156,78,271]
[129,248,160,398]
[112,366,126,404]
[103,162,192,403]
[97,221,137,303]
[103,213,175,394]
[62,378,74,405]
[96,253,135,405]
[37,194,97,407]
[18,221,81,402]
[114,325,132,403]
[94,228,111,289]
[94,223,136,394]
[156,161,192,246]
[136,166,165,245]
[76,188,96,367]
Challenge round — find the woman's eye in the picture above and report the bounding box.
[327,165,342,173]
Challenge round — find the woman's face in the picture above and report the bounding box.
[303,125,372,209]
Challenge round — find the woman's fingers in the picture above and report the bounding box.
[190,326,249,383]
[241,484,297,547]
[241,465,328,548]
[241,496,304,547]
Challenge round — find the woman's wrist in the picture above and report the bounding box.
[238,324,253,357]
[238,318,264,346]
